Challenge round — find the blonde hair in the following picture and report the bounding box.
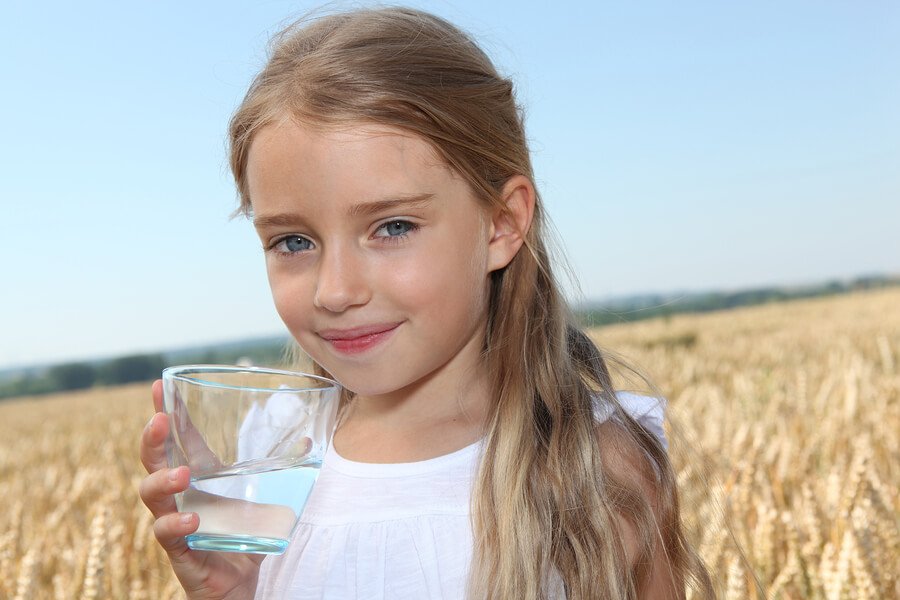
[229,7,713,598]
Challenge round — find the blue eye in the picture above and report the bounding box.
[274,235,314,254]
[375,220,417,238]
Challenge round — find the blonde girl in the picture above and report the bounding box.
[139,6,713,599]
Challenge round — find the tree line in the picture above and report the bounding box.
[0,341,289,400]
[0,354,166,399]
[577,275,898,328]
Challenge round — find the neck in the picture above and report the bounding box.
[335,333,492,462]
[354,366,490,427]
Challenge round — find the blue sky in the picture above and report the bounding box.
[1,1,898,369]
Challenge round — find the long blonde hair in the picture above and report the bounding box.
[228,7,713,598]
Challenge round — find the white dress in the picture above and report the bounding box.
[252,392,667,600]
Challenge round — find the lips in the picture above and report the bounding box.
[318,322,402,354]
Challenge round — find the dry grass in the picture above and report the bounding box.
[0,288,897,598]
[0,382,184,599]
[594,288,900,598]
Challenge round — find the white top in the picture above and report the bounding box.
[252,392,667,600]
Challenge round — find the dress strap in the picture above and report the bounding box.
[595,391,669,451]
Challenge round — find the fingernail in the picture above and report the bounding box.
[167,468,180,481]
[180,513,194,524]
[145,415,155,433]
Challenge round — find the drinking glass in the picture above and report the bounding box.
[162,365,341,554]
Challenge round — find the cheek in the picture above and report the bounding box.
[266,268,308,330]
[396,241,490,319]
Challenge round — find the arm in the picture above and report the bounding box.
[596,419,684,600]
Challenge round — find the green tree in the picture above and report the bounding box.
[101,354,165,385]
[49,362,96,391]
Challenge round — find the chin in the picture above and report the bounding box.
[335,379,400,398]
[320,369,408,398]
[302,344,426,398]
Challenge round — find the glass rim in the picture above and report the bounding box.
[162,364,340,394]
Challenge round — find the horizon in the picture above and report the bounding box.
[2,1,898,370]
[2,272,894,375]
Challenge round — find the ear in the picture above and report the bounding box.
[487,174,536,273]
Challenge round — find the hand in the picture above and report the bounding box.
[139,380,264,600]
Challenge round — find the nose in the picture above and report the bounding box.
[313,245,371,313]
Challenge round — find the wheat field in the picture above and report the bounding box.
[0,288,897,598]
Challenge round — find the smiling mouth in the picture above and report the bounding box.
[318,322,402,354]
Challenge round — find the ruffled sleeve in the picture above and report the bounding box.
[594,392,669,451]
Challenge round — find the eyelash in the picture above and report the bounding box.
[374,219,419,241]
[268,235,313,256]
[267,219,420,257]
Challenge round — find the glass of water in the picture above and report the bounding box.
[162,365,341,555]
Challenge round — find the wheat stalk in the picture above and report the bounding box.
[80,505,109,600]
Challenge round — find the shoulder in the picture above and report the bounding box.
[594,413,664,509]
[592,390,670,506]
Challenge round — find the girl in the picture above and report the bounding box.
[139,7,713,599]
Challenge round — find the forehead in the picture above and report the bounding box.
[246,120,454,200]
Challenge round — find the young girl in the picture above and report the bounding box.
[140,7,713,599]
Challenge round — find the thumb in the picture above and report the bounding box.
[152,379,164,413]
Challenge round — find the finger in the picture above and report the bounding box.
[173,391,223,470]
[152,379,164,413]
[153,511,199,558]
[139,465,190,519]
[140,412,170,474]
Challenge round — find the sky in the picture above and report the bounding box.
[1,1,898,370]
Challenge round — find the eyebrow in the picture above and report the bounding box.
[348,192,435,217]
[253,192,436,229]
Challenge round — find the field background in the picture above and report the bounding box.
[1,288,897,598]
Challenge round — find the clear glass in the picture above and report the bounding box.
[162,365,341,554]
